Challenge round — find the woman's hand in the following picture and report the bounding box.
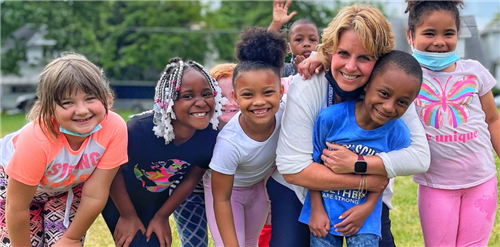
[321,142,357,174]
[269,0,297,31]
[53,235,82,247]
[297,52,323,80]
[145,214,172,247]
[114,215,147,247]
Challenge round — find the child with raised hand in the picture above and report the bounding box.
[0,53,128,247]
[269,0,320,77]
[405,1,500,246]
[204,27,286,247]
[209,63,238,130]
[299,50,422,246]
[102,58,224,247]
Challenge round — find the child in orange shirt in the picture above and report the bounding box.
[0,53,128,247]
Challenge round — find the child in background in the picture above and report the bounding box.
[299,51,422,247]
[102,58,224,247]
[204,27,287,247]
[269,0,320,77]
[0,53,127,247]
[210,63,238,130]
[405,1,499,246]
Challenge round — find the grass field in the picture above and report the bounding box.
[1,110,499,247]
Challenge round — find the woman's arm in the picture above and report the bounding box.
[58,167,119,246]
[211,171,239,247]
[377,103,430,178]
[145,165,207,247]
[480,91,500,155]
[5,177,37,247]
[277,76,388,192]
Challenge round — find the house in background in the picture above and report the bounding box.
[481,20,500,89]
[1,24,56,111]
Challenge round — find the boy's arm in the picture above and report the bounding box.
[308,190,330,237]
[268,0,297,32]
[5,177,37,247]
[212,171,239,247]
[333,190,382,236]
[145,165,207,247]
[57,167,120,246]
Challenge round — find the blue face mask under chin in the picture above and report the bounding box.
[59,124,102,138]
[409,33,459,71]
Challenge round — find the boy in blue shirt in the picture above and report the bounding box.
[299,50,423,247]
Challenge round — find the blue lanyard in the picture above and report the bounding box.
[327,83,334,106]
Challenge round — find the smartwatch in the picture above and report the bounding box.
[354,155,367,174]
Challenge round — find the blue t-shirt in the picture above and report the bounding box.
[121,112,217,208]
[299,100,410,238]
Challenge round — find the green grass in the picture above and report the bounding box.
[1,110,499,247]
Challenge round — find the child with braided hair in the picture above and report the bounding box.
[102,57,225,247]
[204,27,287,247]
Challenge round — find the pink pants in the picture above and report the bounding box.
[204,174,270,247]
[418,176,498,247]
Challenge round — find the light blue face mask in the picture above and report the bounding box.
[409,33,460,71]
[59,124,102,137]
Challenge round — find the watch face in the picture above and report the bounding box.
[355,161,367,173]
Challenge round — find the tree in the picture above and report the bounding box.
[1,1,112,74]
[99,1,209,81]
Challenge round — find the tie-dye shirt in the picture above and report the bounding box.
[413,60,497,189]
[3,111,128,190]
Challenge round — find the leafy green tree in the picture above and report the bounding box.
[1,1,112,74]
[100,1,209,81]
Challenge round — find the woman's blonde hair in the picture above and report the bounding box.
[28,53,112,139]
[209,63,236,81]
[317,4,394,69]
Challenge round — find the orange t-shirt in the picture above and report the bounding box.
[4,111,128,190]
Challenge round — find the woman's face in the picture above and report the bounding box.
[329,30,377,92]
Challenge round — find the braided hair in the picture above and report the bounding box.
[405,0,464,35]
[153,57,225,144]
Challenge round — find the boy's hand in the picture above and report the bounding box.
[298,52,323,80]
[309,207,331,237]
[114,215,147,247]
[293,55,306,70]
[269,0,297,31]
[334,203,372,236]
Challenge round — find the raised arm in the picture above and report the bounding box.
[268,0,297,32]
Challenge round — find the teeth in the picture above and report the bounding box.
[342,73,357,80]
[191,112,207,117]
[253,109,267,114]
[75,117,91,122]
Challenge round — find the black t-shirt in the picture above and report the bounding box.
[122,112,217,208]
